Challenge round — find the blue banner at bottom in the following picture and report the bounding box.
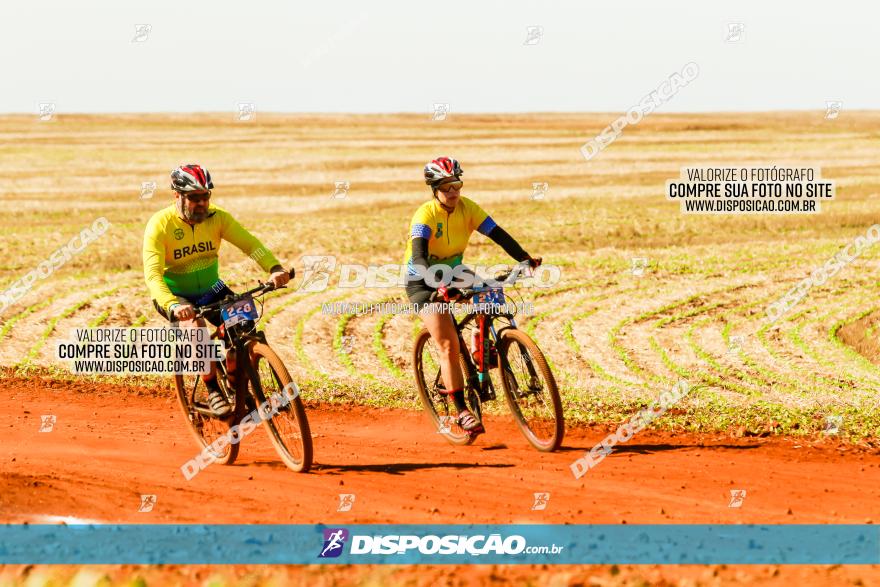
[1,524,877,565]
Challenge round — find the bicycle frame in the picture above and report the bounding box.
[421,261,539,405]
[452,279,546,406]
[188,328,267,418]
[453,299,519,402]
[185,281,277,419]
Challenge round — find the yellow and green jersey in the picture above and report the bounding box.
[403,196,497,276]
[143,203,279,313]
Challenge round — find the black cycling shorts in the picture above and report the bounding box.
[405,284,435,313]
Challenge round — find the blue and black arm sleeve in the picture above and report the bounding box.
[407,237,435,290]
[485,225,530,263]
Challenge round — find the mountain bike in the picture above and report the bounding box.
[412,261,564,452]
[173,270,313,473]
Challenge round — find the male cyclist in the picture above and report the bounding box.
[143,164,290,416]
[404,157,540,435]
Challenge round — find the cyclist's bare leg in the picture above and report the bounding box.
[419,305,483,434]
[176,316,218,383]
[419,307,463,391]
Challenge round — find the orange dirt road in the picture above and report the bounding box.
[4,375,880,585]
[2,374,879,526]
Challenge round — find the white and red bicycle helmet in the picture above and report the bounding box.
[423,157,463,186]
[171,164,213,193]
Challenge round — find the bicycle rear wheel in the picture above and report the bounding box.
[412,328,480,445]
[246,342,313,473]
[173,373,240,465]
[497,329,564,452]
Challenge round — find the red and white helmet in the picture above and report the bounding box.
[424,157,463,186]
[171,164,213,193]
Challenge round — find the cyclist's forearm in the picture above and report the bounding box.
[147,277,182,314]
[145,276,181,314]
[486,225,530,262]
[411,237,430,271]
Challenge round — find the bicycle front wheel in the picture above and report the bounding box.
[246,342,313,473]
[497,329,564,452]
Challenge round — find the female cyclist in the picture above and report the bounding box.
[404,157,540,435]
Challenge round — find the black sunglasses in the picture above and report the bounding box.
[436,181,463,193]
[183,191,211,203]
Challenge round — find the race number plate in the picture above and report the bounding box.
[474,288,506,305]
[221,296,258,327]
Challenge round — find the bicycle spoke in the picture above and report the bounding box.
[416,332,472,441]
[175,374,235,461]
[255,357,305,456]
[500,333,561,449]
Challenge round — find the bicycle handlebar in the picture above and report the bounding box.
[193,267,296,318]
[429,260,538,302]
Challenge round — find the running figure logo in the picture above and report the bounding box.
[237,102,256,122]
[530,182,548,201]
[298,255,336,292]
[318,528,350,558]
[132,24,152,43]
[630,257,649,277]
[140,181,157,200]
[330,181,350,200]
[727,334,744,356]
[138,494,157,512]
[38,102,56,121]
[531,492,550,510]
[728,489,747,508]
[823,415,842,435]
[432,103,449,121]
[437,415,454,434]
[725,23,745,43]
[825,101,843,120]
[39,415,56,432]
[523,25,544,45]
[337,493,356,512]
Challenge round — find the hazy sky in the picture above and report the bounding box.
[3,1,876,113]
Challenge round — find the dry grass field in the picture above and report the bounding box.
[2,111,880,440]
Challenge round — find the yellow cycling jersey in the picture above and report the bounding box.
[143,203,280,313]
[403,195,497,275]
